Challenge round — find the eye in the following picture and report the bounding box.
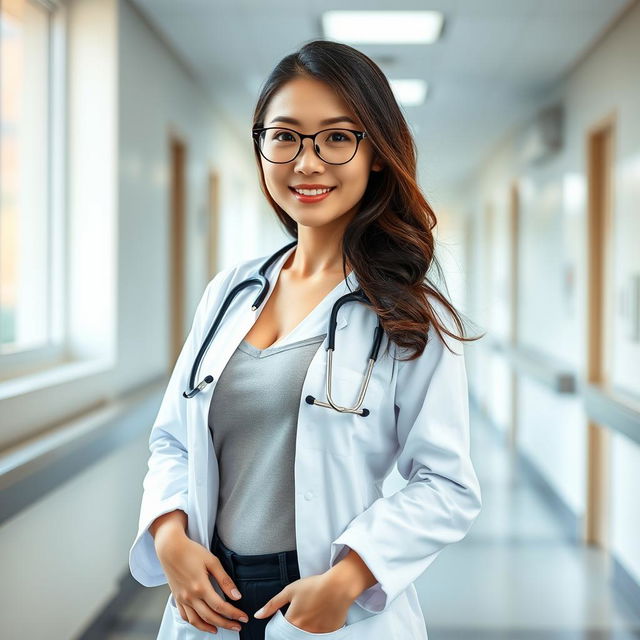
[273,130,296,142]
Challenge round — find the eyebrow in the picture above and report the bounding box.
[268,115,358,126]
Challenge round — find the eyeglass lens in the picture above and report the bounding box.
[257,128,358,164]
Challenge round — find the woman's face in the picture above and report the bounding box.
[259,76,384,230]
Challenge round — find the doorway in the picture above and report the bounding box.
[169,135,187,366]
[584,114,616,548]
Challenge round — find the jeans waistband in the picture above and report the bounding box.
[211,528,300,584]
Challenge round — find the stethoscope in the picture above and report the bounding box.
[183,240,384,417]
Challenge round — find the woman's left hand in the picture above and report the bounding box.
[253,572,354,633]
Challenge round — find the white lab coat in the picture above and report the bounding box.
[129,243,482,640]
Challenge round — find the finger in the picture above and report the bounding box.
[254,587,290,619]
[206,554,243,601]
[205,557,249,621]
[201,584,250,623]
[200,586,249,624]
[193,600,243,633]
[183,602,219,635]
[177,601,189,621]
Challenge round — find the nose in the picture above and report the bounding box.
[294,137,325,172]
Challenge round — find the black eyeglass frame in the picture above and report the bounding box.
[251,126,369,165]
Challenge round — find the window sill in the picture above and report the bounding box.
[0,357,115,402]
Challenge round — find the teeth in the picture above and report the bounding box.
[294,187,332,196]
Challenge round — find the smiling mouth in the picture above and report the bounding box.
[288,186,337,194]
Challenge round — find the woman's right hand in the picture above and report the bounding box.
[154,523,249,634]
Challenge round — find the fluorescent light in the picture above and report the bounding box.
[322,11,444,44]
[389,79,428,106]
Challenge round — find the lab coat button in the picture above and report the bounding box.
[304,491,313,501]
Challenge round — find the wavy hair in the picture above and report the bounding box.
[251,39,484,361]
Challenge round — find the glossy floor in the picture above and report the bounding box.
[105,406,640,639]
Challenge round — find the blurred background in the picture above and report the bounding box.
[1,0,640,638]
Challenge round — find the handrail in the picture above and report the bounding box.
[0,375,166,527]
[486,336,576,393]
[581,382,640,447]
[484,335,640,445]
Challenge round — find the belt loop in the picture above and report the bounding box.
[211,527,218,551]
[278,552,288,584]
[223,546,238,583]
[215,531,238,583]
[228,556,238,583]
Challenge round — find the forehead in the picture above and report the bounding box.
[263,76,360,128]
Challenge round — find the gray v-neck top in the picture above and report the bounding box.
[208,332,327,554]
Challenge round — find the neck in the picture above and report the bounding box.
[288,230,351,278]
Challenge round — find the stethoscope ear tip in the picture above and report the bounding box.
[305,395,315,405]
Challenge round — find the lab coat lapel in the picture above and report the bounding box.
[198,244,293,382]
[185,246,294,548]
[272,269,358,346]
[187,245,356,548]
[199,245,356,380]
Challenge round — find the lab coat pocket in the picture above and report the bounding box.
[332,366,389,453]
[265,608,351,639]
[155,593,195,640]
[168,593,192,626]
[305,367,383,459]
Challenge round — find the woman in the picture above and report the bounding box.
[129,40,484,640]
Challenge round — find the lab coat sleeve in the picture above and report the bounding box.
[328,300,482,613]
[128,269,230,587]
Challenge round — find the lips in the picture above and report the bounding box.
[288,186,337,203]
[289,186,336,193]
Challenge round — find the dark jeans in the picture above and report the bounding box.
[211,527,300,640]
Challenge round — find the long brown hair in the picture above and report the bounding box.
[251,39,484,361]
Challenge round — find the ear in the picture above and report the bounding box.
[370,154,385,172]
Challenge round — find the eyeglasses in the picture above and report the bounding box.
[252,126,368,165]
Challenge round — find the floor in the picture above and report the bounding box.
[105,406,640,639]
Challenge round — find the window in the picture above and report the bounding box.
[1,0,65,376]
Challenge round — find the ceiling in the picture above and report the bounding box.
[129,0,633,193]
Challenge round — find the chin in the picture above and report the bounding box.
[292,215,332,228]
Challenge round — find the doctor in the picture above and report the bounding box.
[129,39,483,640]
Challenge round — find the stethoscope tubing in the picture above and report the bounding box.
[183,240,383,417]
[184,241,296,398]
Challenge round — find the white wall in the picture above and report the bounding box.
[0,0,286,637]
[459,2,640,586]
[116,0,278,393]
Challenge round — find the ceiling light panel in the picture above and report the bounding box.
[389,79,429,106]
[322,10,444,44]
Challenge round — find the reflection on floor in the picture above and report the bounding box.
[421,404,640,639]
[105,404,640,639]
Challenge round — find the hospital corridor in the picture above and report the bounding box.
[2,1,640,639]
[103,404,640,639]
